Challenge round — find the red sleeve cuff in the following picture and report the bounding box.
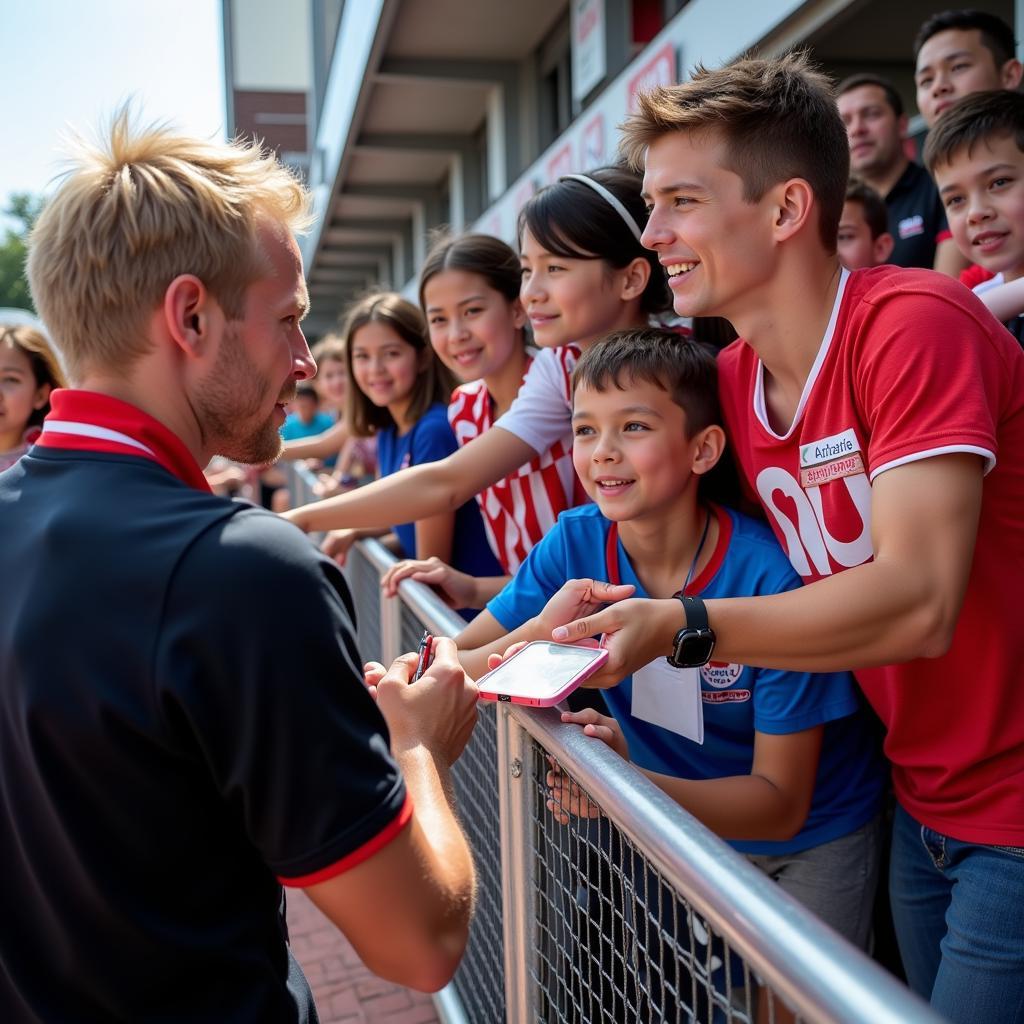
[936,228,953,244]
[276,794,414,888]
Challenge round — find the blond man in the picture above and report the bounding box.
[544,53,1024,1023]
[0,113,477,1021]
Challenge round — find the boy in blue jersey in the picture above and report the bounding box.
[460,328,885,947]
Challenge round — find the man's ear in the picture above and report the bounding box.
[618,256,651,301]
[691,424,726,476]
[772,178,816,243]
[163,274,214,359]
[1001,58,1023,90]
[874,231,895,265]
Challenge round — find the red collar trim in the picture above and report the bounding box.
[37,389,212,493]
[605,504,731,594]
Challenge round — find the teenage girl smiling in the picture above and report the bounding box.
[285,168,672,568]
[319,293,501,594]
[381,232,582,610]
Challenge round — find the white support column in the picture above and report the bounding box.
[448,154,466,233]
[486,85,507,202]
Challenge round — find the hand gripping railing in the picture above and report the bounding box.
[285,460,941,1024]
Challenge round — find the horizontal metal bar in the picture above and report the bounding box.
[509,705,942,1024]
[431,982,470,1024]
[353,536,399,576]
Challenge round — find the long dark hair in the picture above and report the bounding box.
[517,166,671,315]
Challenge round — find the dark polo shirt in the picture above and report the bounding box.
[885,161,951,269]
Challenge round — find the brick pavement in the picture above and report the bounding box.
[286,889,440,1024]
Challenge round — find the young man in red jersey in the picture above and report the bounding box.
[545,52,1024,1024]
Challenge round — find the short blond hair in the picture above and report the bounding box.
[27,107,313,380]
[619,51,849,251]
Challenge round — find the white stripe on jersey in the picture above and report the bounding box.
[448,356,580,573]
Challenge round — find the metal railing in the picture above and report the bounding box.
[283,463,941,1024]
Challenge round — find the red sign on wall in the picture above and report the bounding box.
[627,42,677,112]
[582,113,606,169]
[546,143,574,182]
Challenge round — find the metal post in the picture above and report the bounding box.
[497,704,534,1024]
[379,590,402,663]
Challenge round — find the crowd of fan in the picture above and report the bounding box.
[2,8,1023,1024]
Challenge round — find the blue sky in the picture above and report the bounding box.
[3,0,225,225]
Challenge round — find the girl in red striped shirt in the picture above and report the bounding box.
[380,233,583,610]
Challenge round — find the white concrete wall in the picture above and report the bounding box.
[231,0,311,90]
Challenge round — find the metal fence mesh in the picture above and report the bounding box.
[450,701,507,1022]
[528,738,797,1024]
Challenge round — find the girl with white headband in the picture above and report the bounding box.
[285,168,674,612]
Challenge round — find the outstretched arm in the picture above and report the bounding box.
[976,276,1024,322]
[284,427,538,534]
[549,454,983,684]
[278,419,350,461]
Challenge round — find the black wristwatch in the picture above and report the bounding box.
[667,595,716,668]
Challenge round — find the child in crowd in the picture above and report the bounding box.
[284,168,671,560]
[837,179,894,270]
[380,232,581,610]
[926,89,1024,346]
[461,330,885,956]
[321,292,502,600]
[281,382,334,441]
[309,335,377,492]
[0,324,64,473]
[279,335,377,484]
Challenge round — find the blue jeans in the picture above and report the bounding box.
[890,804,1024,1024]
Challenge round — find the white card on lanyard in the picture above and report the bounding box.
[631,659,704,744]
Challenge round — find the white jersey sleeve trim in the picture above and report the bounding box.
[493,347,574,456]
[869,444,996,482]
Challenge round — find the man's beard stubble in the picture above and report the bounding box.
[194,324,293,466]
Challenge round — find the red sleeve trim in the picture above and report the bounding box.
[936,228,953,244]
[276,794,414,888]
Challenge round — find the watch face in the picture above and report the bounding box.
[680,632,715,665]
[670,628,716,668]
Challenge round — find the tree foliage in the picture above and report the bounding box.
[0,193,44,312]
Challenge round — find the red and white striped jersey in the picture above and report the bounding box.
[448,352,582,574]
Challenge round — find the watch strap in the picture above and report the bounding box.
[677,594,708,632]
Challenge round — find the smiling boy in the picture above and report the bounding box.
[926,89,1024,345]
[544,53,1024,1022]
[461,329,884,951]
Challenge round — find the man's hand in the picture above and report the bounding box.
[363,660,387,699]
[381,556,479,609]
[375,638,478,767]
[536,578,635,641]
[320,528,360,566]
[550,597,683,688]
